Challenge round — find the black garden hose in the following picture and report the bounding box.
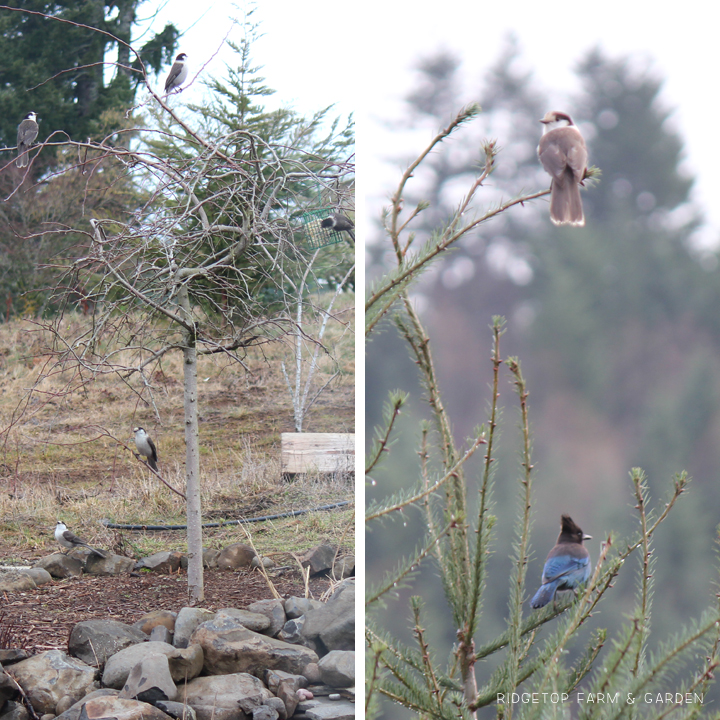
[100,500,350,531]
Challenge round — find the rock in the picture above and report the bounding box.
[135,552,184,573]
[180,673,271,720]
[0,701,28,720]
[246,600,285,638]
[297,689,314,701]
[34,554,84,579]
[262,697,286,720]
[276,680,301,718]
[190,616,318,677]
[40,714,56,720]
[0,572,36,593]
[83,554,135,576]
[154,701,196,720]
[149,626,173,644]
[317,652,354,688]
[284,598,323,619]
[215,544,256,570]
[119,654,177,703]
[278,617,304,644]
[263,672,304,718]
[53,689,118,720]
[214,609,270,633]
[23,567,52,586]
[173,608,215,649]
[102,642,203,689]
[298,545,336,575]
[264,670,306,696]
[333,556,354,579]
[296,696,355,720]
[302,580,354,652]
[79,696,171,720]
[0,650,28,665]
[251,708,277,720]
[55,695,76,714]
[250,557,275,570]
[237,694,265,715]
[69,620,147,667]
[181,550,220,571]
[302,663,322,683]
[0,669,20,706]
[10,650,98,715]
[132,611,177,635]
[202,549,220,569]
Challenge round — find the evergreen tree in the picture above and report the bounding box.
[367,41,720,716]
[143,20,355,323]
[0,1,178,163]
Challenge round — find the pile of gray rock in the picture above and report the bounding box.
[0,543,355,720]
[0,542,354,590]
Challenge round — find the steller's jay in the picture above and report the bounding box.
[530,514,591,609]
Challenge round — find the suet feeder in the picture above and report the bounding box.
[300,209,346,250]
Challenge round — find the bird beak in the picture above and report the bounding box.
[539,111,554,124]
[583,533,592,540]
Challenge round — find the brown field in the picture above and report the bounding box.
[0,293,355,566]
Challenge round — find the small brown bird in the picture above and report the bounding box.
[538,111,588,226]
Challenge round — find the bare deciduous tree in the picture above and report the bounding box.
[2,16,354,602]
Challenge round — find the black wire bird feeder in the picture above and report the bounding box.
[300,208,346,250]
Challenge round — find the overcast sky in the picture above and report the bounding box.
[361,0,720,248]
[135,0,354,122]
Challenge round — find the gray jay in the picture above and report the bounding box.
[134,426,159,471]
[538,111,588,226]
[89,218,107,243]
[321,212,355,241]
[55,521,108,558]
[16,112,38,168]
[164,53,188,95]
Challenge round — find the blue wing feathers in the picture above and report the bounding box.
[531,548,591,608]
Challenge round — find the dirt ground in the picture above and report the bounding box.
[0,567,337,655]
[0,312,355,656]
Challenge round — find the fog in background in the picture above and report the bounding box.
[365,9,720,717]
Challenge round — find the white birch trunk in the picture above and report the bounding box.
[179,286,204,603]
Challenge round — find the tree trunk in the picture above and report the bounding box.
[114,0,136,78]
[179,287,203,602]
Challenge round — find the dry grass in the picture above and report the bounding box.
[0,292,354,564]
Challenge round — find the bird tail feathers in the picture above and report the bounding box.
[550,174,584,226]
[530,580,559,609]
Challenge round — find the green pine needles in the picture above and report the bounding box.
[365,105,720,720]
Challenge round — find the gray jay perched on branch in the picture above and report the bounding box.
[164,53,188,95]
[89,218,107,243]
[134,427,159,471]
[16,112,38,168]
[321,212,355,241]
[538,111,588,226]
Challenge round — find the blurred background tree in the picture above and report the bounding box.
[366,36,720,714]
[0,0,178,156]
[0,1,179,319]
